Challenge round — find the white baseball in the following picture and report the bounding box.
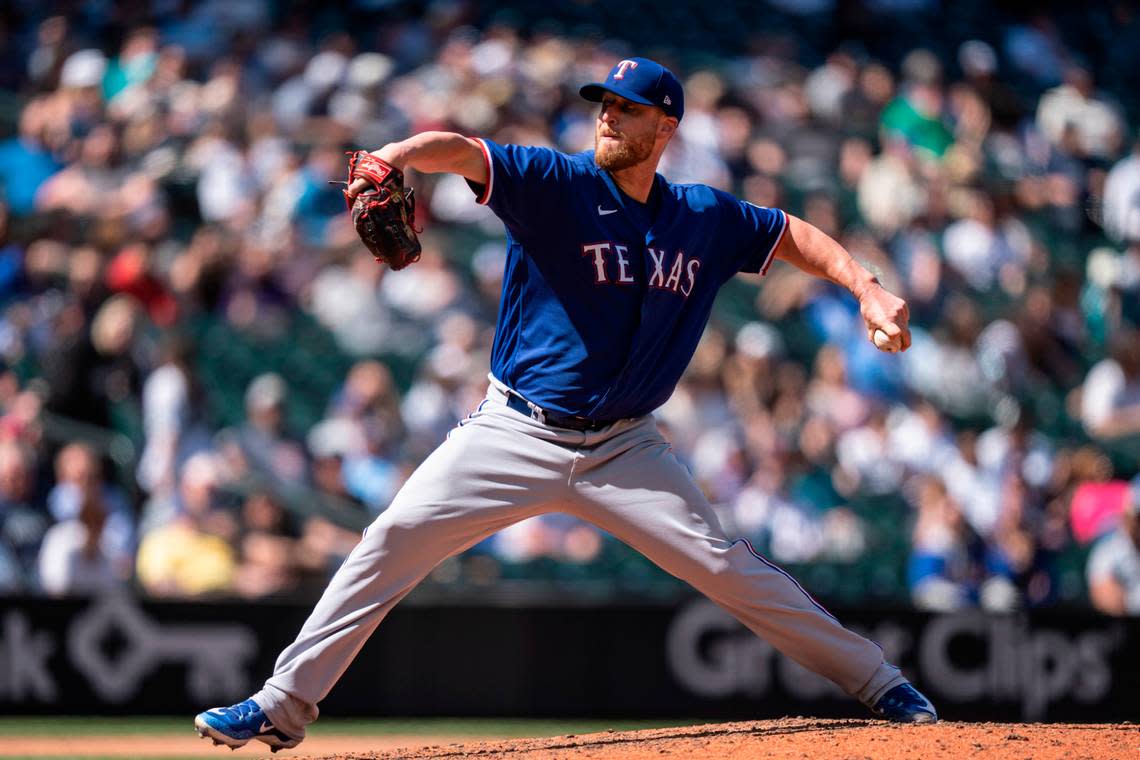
[873,328,900,352]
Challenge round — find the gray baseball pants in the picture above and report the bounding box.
[253,380,905,738]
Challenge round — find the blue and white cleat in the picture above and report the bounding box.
[194,698,301,752]
[869,683,938,723]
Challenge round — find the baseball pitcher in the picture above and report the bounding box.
[195,57,936,753]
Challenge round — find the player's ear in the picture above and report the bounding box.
[659,117,678,137]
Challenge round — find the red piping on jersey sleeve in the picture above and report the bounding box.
[472,137,493,205]
[759,209,788,277]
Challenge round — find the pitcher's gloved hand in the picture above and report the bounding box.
[337,151,421,270]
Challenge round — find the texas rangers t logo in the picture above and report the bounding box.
[614,60,638,79]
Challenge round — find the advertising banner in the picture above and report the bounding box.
[0,594,1132,722]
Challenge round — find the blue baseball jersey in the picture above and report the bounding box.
[469,138,787,420]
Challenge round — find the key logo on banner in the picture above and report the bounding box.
[0,594,256,704]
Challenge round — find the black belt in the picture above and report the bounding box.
[504,391,621,432]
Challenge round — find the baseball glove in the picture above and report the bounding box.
[338,150,421,270]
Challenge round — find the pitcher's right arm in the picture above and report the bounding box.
[345,132,487,198]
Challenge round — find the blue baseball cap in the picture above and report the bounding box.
[580,57,684,121]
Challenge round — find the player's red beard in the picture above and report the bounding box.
[594,125,656,171]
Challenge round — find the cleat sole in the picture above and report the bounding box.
[194,715,250,751]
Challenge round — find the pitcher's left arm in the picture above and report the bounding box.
[774,214,911,351]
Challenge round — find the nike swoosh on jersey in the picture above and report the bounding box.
[597,206,618,216]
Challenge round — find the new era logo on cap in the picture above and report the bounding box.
[579,57,685,121]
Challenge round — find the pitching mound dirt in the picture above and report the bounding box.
[295,718,1139,760]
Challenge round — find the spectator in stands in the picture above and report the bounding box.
[318,362,406,513]
[105,244,177,326]
[836,406,905,496]
[1003,13,1067,88]
[136,335,212,498]
[1035,63,1125,161]
[0,440,49,591]
[1014,283,1086,391]
[379,237,464,321]
[400,342,478,458]
[989,410,1054,474]
[840,62,895,142]
[732,461,826,564]
[233,491,303,599]
[908,475,979,611]
[981,471,1049,610]
[47,443,134,581]
[805,344,871,433]
[136,452,238,597]
[1080,328,1140,440]
[327,360,406,451]
[904,296,991,418]
[0,98,61,217]
[41,295,144,429]
[23,16,69,92]
[957,40,1023,131]
[1103,132,1140,244]
[857,137,924,234]
[219,239,297,336]
[37,486,126,596]
[941,192,1032,293]
[217,373,307,487]
[36,124,125,219]
[306,417,365,506]
[1086,481,1140,615]
[307,251,404,356]
[880,49,953,161]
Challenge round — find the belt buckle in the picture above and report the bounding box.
[517,394,545,424]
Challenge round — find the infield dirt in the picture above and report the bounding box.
[295,718,1136,760]
[3,718,1136,758]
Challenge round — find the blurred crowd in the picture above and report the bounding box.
[0,1,1139,613]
